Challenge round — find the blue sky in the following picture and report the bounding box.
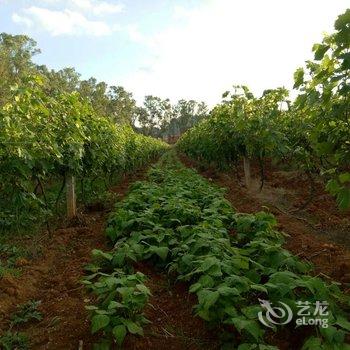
[0,0,349,105]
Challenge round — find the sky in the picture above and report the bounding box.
[0,0,349,105]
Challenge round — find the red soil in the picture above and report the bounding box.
[124,262,219,350]
[0,169,150,349]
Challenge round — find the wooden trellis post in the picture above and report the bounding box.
[243,156,251,189]
[66,174,77,219]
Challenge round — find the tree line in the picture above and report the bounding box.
[0,32,208,139]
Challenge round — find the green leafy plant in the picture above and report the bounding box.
[84,262,151,347]
[0,331,28,350]
[86,151,350,348]
[0,243,28,277]
[10,300,43,326]
[293,9,350,209]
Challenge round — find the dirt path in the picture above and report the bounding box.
[178,154,350,288]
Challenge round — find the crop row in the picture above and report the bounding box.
[0,76,168,231]
[84,151,350,349]
[177,10,350,209]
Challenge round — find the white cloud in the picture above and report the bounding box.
[11,0,123,36]
[36,0,61,3]
[13,6,118,36]
[71,0,124,16]
[32,0,124,13]
[12,13,33,27]
[122,0,350,106]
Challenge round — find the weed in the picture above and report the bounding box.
[10,300,43,327]
[0,331,28,350]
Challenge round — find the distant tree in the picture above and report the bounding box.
[134,96,208,138]
[172,100,208,134]
[135,95,173,136]
[0,31,207,132]
[107,86,136,125]
[0,33,40,104]
[134,106,151,135]
[79,78,110,116]
[38,66,81,95]
[79,79,136,124]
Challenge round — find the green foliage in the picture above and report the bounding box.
[0,243,27,277]
[0,300,41,350]
[0,332,28,350]
[0,32,207,138]
[177,86,289,168]
[0,76,168,232]
[0,33,137,125]
[0,243,25,266]
[0,33,40,105]
[86,152,350,348]
[135,96,208,139]
[293,9,350,209]
[177,9,350,209]
[10,300,42,326]
[84,268,150,348]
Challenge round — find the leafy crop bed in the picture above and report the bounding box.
[85,152,350,349]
